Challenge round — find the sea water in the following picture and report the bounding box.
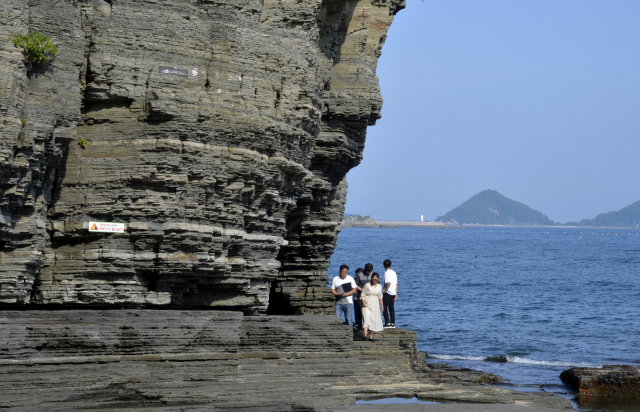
[328,226,640,395]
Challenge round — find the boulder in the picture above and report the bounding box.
[561,365,640,402]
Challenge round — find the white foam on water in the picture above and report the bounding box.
[427,353,487,362]
[427,354,601,368]
[506,356,600,368]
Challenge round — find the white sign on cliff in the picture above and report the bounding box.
[159,66,188,77]
[89,222,125,233]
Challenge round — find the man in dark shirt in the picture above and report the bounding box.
[353,263,373,332]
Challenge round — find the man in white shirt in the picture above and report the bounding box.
[330,264,358,329]
[382,259,398,328]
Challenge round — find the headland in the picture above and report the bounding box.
[0,0,629,410]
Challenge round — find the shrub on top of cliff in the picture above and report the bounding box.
[12,31,58,68]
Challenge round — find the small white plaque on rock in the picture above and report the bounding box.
[159,66,188,77]
[89,221,125,233]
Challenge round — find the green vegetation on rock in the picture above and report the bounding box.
[565,200,640,228]
[12,31,58,66]
[436,189,555,226]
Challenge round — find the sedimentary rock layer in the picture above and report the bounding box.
[0,0,404,312]
[0,310,573,411]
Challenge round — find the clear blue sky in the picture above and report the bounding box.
[345,0,640,223]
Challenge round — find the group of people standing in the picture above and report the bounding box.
[330,259,398,342]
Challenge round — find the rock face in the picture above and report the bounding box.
[0,0,404,313]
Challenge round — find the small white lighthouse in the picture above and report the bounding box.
[421,215,423,222]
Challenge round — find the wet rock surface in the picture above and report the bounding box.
[0,310,573,411]
[0,0,403,314]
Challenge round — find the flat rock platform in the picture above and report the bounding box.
[0,310,573,411]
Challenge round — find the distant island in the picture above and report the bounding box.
[565,200,640,228]
[436,190,555,226]
[344,191,640,228]
[342,214,378,227]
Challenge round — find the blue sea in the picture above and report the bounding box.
[328,226,640,403]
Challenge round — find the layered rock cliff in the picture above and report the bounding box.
[0,0,404,313]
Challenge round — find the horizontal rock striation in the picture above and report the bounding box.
[0,0,404,312]
[0,0,83,305]
[0,310,573,411]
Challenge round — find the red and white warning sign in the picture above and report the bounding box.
[88,221,125,233]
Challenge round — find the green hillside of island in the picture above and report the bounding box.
[436,190,555,226]
[565,200,640,228]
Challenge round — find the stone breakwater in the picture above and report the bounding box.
[0,0,403,314]
[0,310,573,411]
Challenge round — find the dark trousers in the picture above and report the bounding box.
[383,293,395,325]
[354,298,363,329]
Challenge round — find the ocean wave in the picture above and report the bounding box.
[426,353,600,368]
[506,356,598,368]
[427,354,487,362]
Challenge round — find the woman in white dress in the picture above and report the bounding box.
[361,272,384,341]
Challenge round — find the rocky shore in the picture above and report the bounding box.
[3,2,634,411]
[0,309,573,411]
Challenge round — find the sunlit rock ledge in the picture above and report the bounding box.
[0,310,573,411]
